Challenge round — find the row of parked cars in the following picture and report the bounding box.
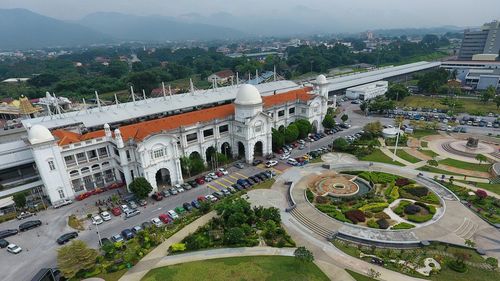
[0,219,44,254]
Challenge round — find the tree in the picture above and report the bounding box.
[367,268,381,279]
[294,246,314,262]
[363,121,383,138]
[322,114,336,129]
[427,159,438,167]
[332,138,350,152]
[341,114,349,123]
[494,95,500,110]
[57,240,98,279]
[128,177,153,199]
[295,119,312,139]
[272,129,285,151]
[284,124,299,143]
[225,227,245,245]
[385,83,409,101]
[13,192,27,209]
[465,239,476,248]
[481,88,494,103]
[180,156,192,178]
[475,154,488,165]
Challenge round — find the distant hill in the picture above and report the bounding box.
[371,26,464,37]
[0,8,111,50]
[78,12,245,41]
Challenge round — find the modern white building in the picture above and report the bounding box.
[345,81,388,101]
[0,78,330,206]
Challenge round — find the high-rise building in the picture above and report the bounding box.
[458,20,500,60]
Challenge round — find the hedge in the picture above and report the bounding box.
[359,202,389,212]
[391,222,416,230]
[367,219,379,229]
[407,213,434,223]
[376,218,389,229]
[421,192,440,205]
[393,200,412,215]
[414,201,437,215]
[404,204,421,215]
[447,260,467,273]
[316,204,352,223]
[404,186,429,197]
[344,210,366,224]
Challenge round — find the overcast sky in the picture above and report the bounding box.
[1,0,499,30]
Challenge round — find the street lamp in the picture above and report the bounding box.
[95,222,102,247]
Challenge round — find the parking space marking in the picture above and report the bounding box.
[234,172,247,178]
[214,180,228,188]
[206,184,219,192]
[229,175,239,180]
[221,178,234,185]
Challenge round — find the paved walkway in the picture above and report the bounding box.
[119,212,216,281]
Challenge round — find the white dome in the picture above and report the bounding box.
[28,124,54,144]
[235,84,262,106]
[316,74,327,84]
[104,123,110,129]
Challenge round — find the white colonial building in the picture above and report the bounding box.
[0,78,330,205]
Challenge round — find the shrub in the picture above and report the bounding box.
[391,222,416,230]
[359,202,389,213]
[367,219,379,229]
[393,200,412,215]
[404,204,421,215]
[315,196,330,204]
[364,211,374,218]
[395,178,410,187]
[374,212,390,219]
[170,243,186,253]
[485,257,498,268]
[407,214,433,223]
[390,186,400,199]
[376,218,390,229]
[316,204,351,223]
[384,183,395,198]
[475,189,488,200]
[405,186,429,197]
[421,192,440,204]
[306,189,314,202]
[447,259,467,273]
[345,210,366,224]
[415,202,437,215]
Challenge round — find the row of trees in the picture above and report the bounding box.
[272,119,313,151]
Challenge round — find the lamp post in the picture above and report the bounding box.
[95,222,102,246]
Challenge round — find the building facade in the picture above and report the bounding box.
[458,20,500,60]
[345,81,388,101]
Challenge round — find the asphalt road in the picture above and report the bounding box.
[1,100,497,281]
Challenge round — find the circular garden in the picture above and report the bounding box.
[307,171,442,230]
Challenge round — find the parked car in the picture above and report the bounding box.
[213,191,224,199]
[252,159,263,166]
[131,226,142,235]
[286,158,298,166]
[141,221,152,229]
[56,232,78,245]
[16,212,34,220]
[99,211,111,222]
[125,209,140,219]
[191,200,201,209]
[183,202,193,211]
[182,183,192,190]
[221,189,231,196]
[138,199,147,206]
[205,194,217,202]
[188,180,198,188]
[195,177,206,185]
[158,214,171,224]
[207,172,218,179]
[128,201,138,209]
[167,210,179,220]
[215,171,224,177]
[120,204,130,213]
[232,183,245,191]
[234,162,245,169]
[91,215,103,225]
[174,206,186,214]
[0,238,9,248]
[204,176,213,182]
[265,160,278,168]
[7,244,22,254]
[52,199,73,209]
[161,190,171,198]
[151,217,163,227]
[121,229,134,240]
[218,168,228,176]
[99,237,112,246]
[19,220,42,232]
[169,188,178,195]
[111,234,124,243]
[111,207,122,216]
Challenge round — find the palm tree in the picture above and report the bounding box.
[475,154,488,165]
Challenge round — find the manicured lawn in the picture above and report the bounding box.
[421,141,428,148]
[345,269,378,281]
[95,269,127,281]
[396,149,422,163]
[420,149,439,158]
[397,95,499,115]
[412,129,438,139]
[141,256,330,281]
[417,166,464,177]
[360,149,405,166]
[456,180,500,195]
[438,158,491,173]
[252,178,276,189]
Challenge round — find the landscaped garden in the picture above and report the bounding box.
[360,149,405,166]
[396,149,422,163]
[310,171,441,229]
[176,198,295,252]
[141,256,330,281]
[333,239,500,281]
[438,158,492,173]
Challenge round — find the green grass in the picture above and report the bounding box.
[252,178,276,189]
[360,149,405,166]
[456,180,500,195]
[412,129,438,139]
[438,158,491,173]
[95,269,127,281]
[417,166,465,177]
[396,150,422,163]
[345,269,378,281]
[397,95,499,115]
[141,256,330,281]
[420,149,439,158]
[421,141,428,148]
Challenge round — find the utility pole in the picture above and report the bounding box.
[392,122,402,161]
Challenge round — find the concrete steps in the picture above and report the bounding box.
[454,217,478,240]
[290,208,334,239]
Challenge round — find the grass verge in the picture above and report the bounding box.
[141,256,330,281]
[345,269,378,281]
[252,178,276,189]
[416,166,465,177]
[412,129,438,139]
[438,158,491,173]
[360,149,405,166]
[456,180,500,195]
[419,149,440,158]
[395,149,422,163]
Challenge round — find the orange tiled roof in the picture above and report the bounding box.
[52,87,315,145]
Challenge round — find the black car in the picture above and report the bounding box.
[0,229,18,239]
[19,220,42,232]
[141,221,152,229]
[259,172,270,179]
[232,184,245,191]
[56,232,78,245]
[252,159,263,166]
[121,229,134,240]
[191,200,201,209]
[188,180,198,188]
[249,176,261,183]
[183,202,193,211]
[255,174,267,181]
[0,238,9,248]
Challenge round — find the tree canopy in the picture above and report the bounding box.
[57,240,98,279]
[385,83,409,101]
[128,177,153,199]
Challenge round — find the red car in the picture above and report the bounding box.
[111,207,122,216]
[215,171,224,177]
[195,177,205,185]
[159,214,171,224]
[197,196,207,202]
[152,192,163,201]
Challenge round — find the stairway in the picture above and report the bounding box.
[289,208,335,239]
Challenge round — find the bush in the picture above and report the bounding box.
[395,178,410,187]
[392,222,416,230]
[390,186,400,200]
[316,204,351,223]
[359,202,389,213]
[344,210,366,224]
[421,192,440,204]
[315,196,330,204]
[306,189,314,202]
[374,212,390,219]
[415,202,436,214]
[367,219,379,229]
[486,257,498,268]
[448,259,467,273]
[475,189,488,200]
[407,214,433,223]
[376,219,390,229]
[364,211,374,218]
[404,204,421,215]
[393,200,412,215]
[405,186,429,197]
[169,243,186,253]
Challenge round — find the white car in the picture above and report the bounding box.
[151,217,162,227]
[218,168,229,175]
[265,160,278,168]
[167,210,179,220]
[120,204,130,213]
[100,211,111,221]
[205,194,218,202]
[207,172,218,179]
[91,214,103,225]
[287,158,298,166]
[7,244,22,254]
[280,154,290,160]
